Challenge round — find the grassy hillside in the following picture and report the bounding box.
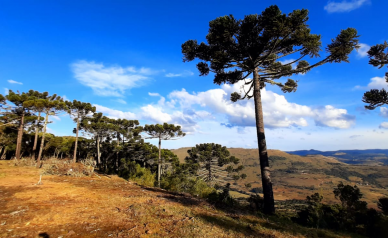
[172,148,388,206]
[0,160,354,238]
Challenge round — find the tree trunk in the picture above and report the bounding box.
[158,136,161,188]
[96,136,101,164]
[73,111,80,163]
[208,159,212,182]
[15,110,25,160]
[253,67,275,214]
[1,147,7,160]
[37,112,49,167]
[32,111,41,160]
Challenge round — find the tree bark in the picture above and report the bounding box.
[253,67,275,214]
[96,136,101,164]
[73,111,80,163]
[158,136,161,188]
[1,147,7,160]
[208,159,212,182]
[37,112,49,167]
[32,112,41,160]
[15,110,25,160]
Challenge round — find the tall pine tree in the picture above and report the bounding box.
[182,5,359,214]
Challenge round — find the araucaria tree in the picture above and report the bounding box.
[142,123,185,187]
[66,100,96,163]
[36,94,67,166]
[186,143,245,186]
[362,41,388,109]
[182,5,359,214]
[4,90,37,160]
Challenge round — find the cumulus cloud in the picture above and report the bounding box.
[4,88,9,95]
[140,103,210,133]
[7,79,23,85]
[324,0,369,13]
[72,60,152,97]
[313,106,355,129]
[380,107,388,118]
[354,76,388,90]
[168,81,355,129]
[94,104,136,119]
[165,70,194,78]
[356,43,370,58]
[379,122,388,129]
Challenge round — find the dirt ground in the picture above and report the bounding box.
[0,160,352,238]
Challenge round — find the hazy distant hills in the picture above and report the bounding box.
[287,149,388,166]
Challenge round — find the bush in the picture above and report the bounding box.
[119,160,155,187]
[207,183,238,206]
[250,187,263,193]
[377,197,388,215]
[41,158,94,177]
[160,172,215,198]
[248,194,264,212]
[293,183,388,237]
[131,164,155,187]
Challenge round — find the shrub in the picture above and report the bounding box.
[40,158,93,177]
[207,183,238,206]
[160,172,215,198]
[248,194,264,212]
[377,197,388,215]
[119,160,155,187]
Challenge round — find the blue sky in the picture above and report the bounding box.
[1,0,387,151]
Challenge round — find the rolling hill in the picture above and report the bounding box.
[171,147,388,206]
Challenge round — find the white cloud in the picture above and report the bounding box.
[324,0,369,13]
[141,105,172,123]
[62,95,70,102]
[7,79,23,85]
[380,107,388,118]
[379,122,388,129]
[356,43,370,58]
[165,73,182,77]
[51,115,61,121]
[168,81,355,129]
[72,60,152,97]
[115,99,127,104]
[279,59,296,69]
[4,88,9,95]
[312,106,355,129]
[94,104,136,119]
[148,92,161,97]
[165,70,194,78]
[354,76,388,90]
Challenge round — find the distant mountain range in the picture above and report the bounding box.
[287,149,388,166]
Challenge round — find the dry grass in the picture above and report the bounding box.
[0,160,354,238]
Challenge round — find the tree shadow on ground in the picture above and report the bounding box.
[142,186,207,207]
[196,213,276,238]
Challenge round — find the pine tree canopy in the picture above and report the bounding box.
[362,41,388,110]
[182,5,359,100]
[142,123,185,140]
